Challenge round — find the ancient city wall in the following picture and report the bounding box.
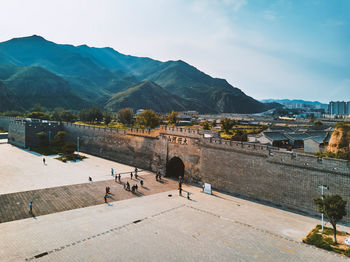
[0,117,18,131]
[4,117,350,221]
[63,123,164,171]
[200,137,350,222]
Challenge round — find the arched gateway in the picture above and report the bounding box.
[166,157,184,179]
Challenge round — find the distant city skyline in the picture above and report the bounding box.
[1,0,349,103]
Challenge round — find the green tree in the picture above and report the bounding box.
[32,103,44,112]
[117,108,134,126]
[79,107,103,123]
[51,109,62,121]
[221,117,235,134]
[104,112,112,126]
[136,110,160,128]
[53,131,66,146]
[313,195,347,244]
[202,120,210,130]
[211,119,217,128]
[37,131,48,146]
[167,111,178,126]
[62,142,76,155]
[27,111,50,120]
[314,120,323,126]
[60,110,76,123]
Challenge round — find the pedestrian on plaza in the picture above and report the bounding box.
[179,186,182,196]
[187,192,190,200]
[123,183,126,190]
[43,158,46,165]
[106,186,110,194]
[104,194,108,203]
[29,201,33,214]
[135,184,138,192]
[134,167,138,178]
[126,181,130,191]
[158,172,162,181]
[130,172,133,180]
[118,174,121,183]
[140,180,144,187]
[131,185,135,193]
[155,173,158,181]
[89,176,92,182]
[115,175,118,182]
[111,168,114,176]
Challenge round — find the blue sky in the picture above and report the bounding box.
[1,0,349,102]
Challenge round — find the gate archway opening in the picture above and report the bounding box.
[166,157,184,179]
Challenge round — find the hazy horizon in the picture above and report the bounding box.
[1,0,349,103]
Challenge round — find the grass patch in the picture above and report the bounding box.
[56,153,86,162]
[303,225,350,257]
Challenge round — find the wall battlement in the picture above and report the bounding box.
[203,137,350,175]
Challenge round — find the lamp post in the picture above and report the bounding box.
[317,184,329,231]
[77,136,80,159]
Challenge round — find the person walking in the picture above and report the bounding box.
[111,168,114,176]
[187,192,190,200]
[115,175,118,182]
[118,174,121,183]
[126,181,130,191]
[130,172,133,180]
[43,158,46,165]
[179,186,182,196]
[29,201,33,214]
[140,180,144,187]
[89,176,92,182]
[134,167,138,179]
[104,194,108,203]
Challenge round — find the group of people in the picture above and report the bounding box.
[155,171,162,181]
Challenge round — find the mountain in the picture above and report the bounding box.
[261,99,328,106]
[0,65,86,110]
[0,35,269,113]
[106,80,193,112]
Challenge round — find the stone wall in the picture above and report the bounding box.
[200,137,350,222]
[4,118,350,221]
[0,117,18,131]
[63,123,163,171]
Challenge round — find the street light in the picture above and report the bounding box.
[77,136,80,159]
[317,184,329,231]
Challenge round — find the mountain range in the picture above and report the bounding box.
[261,99,328,106]
[0,35,272,113]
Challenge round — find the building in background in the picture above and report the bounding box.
[328,101,350,116]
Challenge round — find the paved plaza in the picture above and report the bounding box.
[0,143,349,261]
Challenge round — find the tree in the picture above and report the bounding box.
[167,111,178,126]
[117,108,134,125]
[212,119,217,128]
[37,131,48,146]
[51,109,62,121]
[62,142,76,155]
[60,110,76,123]
[27,111,50,120]
[221,117,235,134]
[79,107,103,123]
[53,131,66,146]
[104,112,112,126]
[136,110,160,128]
[313,194,347,244]
[32,103,44,112]
[202,120,210,130]
[314,120,323,126]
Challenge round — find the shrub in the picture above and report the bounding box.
[62,142,76,154]
[304,232,332,251]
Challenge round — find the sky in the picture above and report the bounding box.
[0,0,349,103]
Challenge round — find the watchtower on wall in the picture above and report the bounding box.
[8,119,63,148]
